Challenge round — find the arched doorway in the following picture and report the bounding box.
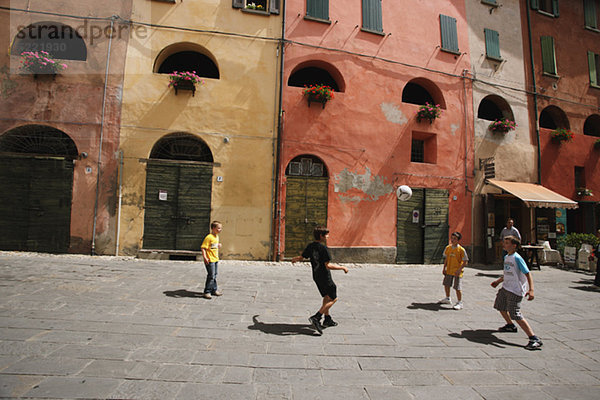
[0,125,77,252]
[284,155,329,257]
[143,133,214,250]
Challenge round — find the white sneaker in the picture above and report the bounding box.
[453,301,463,310]
[438,297,452,305]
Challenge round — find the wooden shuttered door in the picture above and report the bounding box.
[143,161,212,250]
[0,156,73,252]
[540,36,556,75]
[484,28,501,60]
[307,0,329,20]
[362,0,383,33]
[396,188,449,264]
[589,51,599,87]
[284,176,328,258]
[440,14,459,54]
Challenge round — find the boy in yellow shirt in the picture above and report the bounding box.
[201,221,222,299]
[438,231,468,310]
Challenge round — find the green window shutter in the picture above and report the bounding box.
[541,36,556,75]
[552,0,559,16]
[307,0,329,20]
[362,0,383,32]
[484,28,501,60]
[589,51,598,86]
[584,0,598,28]
[440,14,459,54]
[270,0,280,14]
[530,0,539,10]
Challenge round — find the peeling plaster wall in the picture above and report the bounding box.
[334,167,395,202]
[117,0,280,259]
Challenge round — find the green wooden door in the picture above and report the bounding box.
[143,161,212,250]
[284,176,328,258]
[396,188,424,264]
[0,156,72,252]
[396,188,448,264]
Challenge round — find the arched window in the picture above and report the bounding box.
[155,43,219,79]
[286,155,328,177]
[150,133,213,162]
[539,105,569,130]
[0,125,78,159]
[477,95,515,122]
[288,61,344,92]
[11,21,87,61]
[583,114,600,137]
[401,78,446,109]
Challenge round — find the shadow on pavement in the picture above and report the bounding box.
[163,289,204,298]
[407,302,447,311]
[448,329,522,348]
[248,315,317,336]
[569,278,600,293]
[476,272,503,278]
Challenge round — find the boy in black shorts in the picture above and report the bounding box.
[292,226,348,335]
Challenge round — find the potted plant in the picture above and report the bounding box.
[168,71,204,96]
[245,2,264,10]
[303,84,334,108]
[488,118,517,134]
[416,103,442,123]
[20,51,67,78]
[549,128,574,144]
[576,187,593,197]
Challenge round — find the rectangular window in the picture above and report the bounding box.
[362,0,383,34]
[589,51,600,87]
[411,140,425,163]
[584,0,598,29]
[531,0,559,17]
[575,167,585,189]
[306,0,329,21]
[440,14,459,54]
[484,28,501,60]
[541,36,557,75]
[233,0,280,14]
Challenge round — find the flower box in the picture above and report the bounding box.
[416,103,442,123]
[20,51,67,77]
[303,84,334,108]
[576,187,593,197]
[488,118,517,134]
[549,128,574,144]
[168,71,204,96]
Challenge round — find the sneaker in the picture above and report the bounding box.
[498,324,518,333]
[202,293,212,299]
[438,297,452,305]
[524,338,543,350]
[309,315,323,335]
[212,291,223,296]
[452,301,463,310]
[322,317,338,327]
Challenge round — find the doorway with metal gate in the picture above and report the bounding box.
[396,188,449,264]
[284,155,328,258]
[142,133,214,251]
[0,125,78,253]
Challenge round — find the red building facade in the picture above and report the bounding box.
[276,0,474,263]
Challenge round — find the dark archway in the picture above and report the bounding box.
[155,43,219,79]
[583,114,600,137]
[11,21,87,61]
[477,95,515,122]
[0,124,78,158]
[539,105,569,130]
[288,61,344,92]
[286,154,328,177]
[150,133,213,162]
[402,78,446,109]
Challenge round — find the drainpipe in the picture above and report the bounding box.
[91,16,116,255]
[462,69,475,260]
[526,1,541,185]
[272,0,286,261]
[115,150,123,256]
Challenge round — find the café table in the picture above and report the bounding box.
[520,245,545,270]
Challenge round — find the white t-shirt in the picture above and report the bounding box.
[502,252,530,296]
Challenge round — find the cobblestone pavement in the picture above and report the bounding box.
[0,251,599,399]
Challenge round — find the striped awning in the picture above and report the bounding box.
[487,179,579,209]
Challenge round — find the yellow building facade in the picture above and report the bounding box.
[118,1,282,259]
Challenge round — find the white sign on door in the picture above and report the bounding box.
[158,190,168,201]
[412,210,420,223]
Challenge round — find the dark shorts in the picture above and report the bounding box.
[494,287,524,321]
[315,280,337,299]
[442,274,462,291]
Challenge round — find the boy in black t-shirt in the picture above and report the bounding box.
[292,226,348,335]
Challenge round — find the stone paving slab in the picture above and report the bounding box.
[0,252,599,399]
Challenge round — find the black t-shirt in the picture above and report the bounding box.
[302,241,332,283]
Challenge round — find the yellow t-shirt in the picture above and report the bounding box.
[444,244,467,277]
[201,233,219,263]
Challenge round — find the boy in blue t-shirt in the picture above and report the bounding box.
[491,235,543,350]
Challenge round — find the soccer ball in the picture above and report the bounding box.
[396,185,412,201]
